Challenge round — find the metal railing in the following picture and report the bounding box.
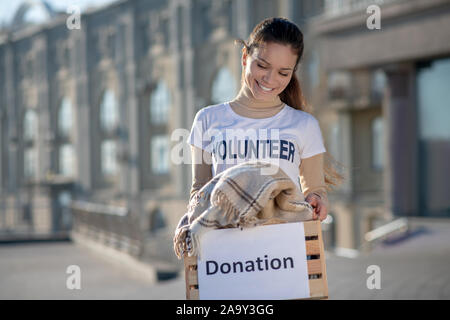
[71,200,143,257]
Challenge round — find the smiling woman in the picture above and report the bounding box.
[242,42,297,100]
[185,17,344,228]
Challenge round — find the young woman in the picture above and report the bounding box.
[187,17,343,222]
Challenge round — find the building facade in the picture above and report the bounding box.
[1,0,449,263]
[310,0,450,251]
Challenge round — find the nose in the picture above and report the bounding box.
[262,70,274,85]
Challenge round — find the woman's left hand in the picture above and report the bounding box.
[306,192,328,222]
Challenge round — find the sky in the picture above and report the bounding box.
[0,0,116,26]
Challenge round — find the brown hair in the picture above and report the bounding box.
[235,17,344,190]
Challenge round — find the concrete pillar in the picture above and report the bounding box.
[35,34,50,183]
[4,43,18,193]
[384,63,419,217]
[181,1,196,198]
[118,12,139,199]
[74,19,92,192]
[279,0,295,20]
[170,0,192,197]
[235,0,250,40]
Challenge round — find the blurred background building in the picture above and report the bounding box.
[0,0,449,267]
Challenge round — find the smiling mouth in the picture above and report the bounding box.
[256,80,275,92]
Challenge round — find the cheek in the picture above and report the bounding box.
[246,64,260,79]
[279,76,292,90]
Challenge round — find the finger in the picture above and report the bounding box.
[319,205,328,221]
[315,203,321,218]
[313,205,320,220]
[307,197,318,207]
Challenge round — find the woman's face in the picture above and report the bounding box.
[243,42,298,101]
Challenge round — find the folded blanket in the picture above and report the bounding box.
[173,161,314,259]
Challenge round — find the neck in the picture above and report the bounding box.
[229,85,284,119]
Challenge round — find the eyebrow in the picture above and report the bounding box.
[257,57,293,71]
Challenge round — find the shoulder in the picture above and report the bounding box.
[282,104,319,127]
[195,103,228,119]
[198,103,228,114]
[193,103,230,126]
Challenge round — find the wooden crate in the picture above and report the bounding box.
[184,220,328,300]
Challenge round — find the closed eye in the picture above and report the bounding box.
[257,63,267,69]
[257,63,289,77]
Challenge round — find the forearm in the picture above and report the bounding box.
[299,153,328,201]
[190,145,213,201]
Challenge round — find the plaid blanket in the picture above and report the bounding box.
[173,161,314,259]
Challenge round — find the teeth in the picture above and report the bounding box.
[257,81,273,92]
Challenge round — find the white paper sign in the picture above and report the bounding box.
[197,222,310,300]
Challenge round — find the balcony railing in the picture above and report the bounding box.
[71,200,143,257]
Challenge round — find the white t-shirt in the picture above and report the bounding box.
[188,102,326,191]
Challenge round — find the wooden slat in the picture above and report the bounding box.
[309,278,327,298]
[316,220,329,298]
[263,220,319,237]
[186,269,198,285]
[307,259,322,275]
[188,289,199,300]
[184,255,197,268]
[303,221,319,237]
[305,239,321,255]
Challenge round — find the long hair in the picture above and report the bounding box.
[235,17,344,190]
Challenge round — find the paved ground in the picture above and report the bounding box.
[326,218,450,299]
[1,217,449,300]
[0,240,185,300]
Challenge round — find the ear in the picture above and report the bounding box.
[242,47,248,67]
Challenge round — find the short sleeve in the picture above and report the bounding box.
[188,109,209,151]
[301,116,326,159]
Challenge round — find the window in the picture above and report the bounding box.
[328,70,352,99]
[100,90,119,132]
[150,81,170,124]
[59,144,75,177]
[99,90,119,180]
[101,140,117,176]
[24,148,37,179]
[149,208,166,233]
[417,58,450,140]
[211,67,237,104]
[416,57,450,215]
[148,81,171,181]
[23,110,38,141]
[329,122,341,161]
[151,135,169,174]
[58,98,73,137]
[307,49,320,89]
[371,116,384,170]
[371,69,387,100]
[1,114,7,188]
[23,110,38,180]
[57,98,76,177]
